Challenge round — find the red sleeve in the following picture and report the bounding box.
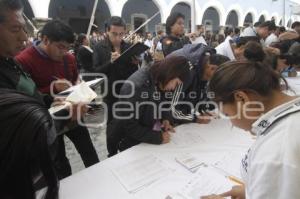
[67,53,79,84]
[15,49,33,74]
[72,57,79,84]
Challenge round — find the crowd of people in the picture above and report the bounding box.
[1,0,300,198]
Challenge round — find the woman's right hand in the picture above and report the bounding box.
[201,186,245,199]
[162,131,171,144]
[219,186,246,199]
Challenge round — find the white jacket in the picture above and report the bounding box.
[241,97,300,199]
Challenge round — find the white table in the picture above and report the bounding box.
[59,119,254,199]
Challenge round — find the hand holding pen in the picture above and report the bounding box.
[161,120,175,144]
[52,76,72,93]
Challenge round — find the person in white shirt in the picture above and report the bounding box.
[265,32,279,47]
[257,21,278,47]
[241,26,257,37]
[215,27,236,60]
[153,30,165,51]
[224,27,235,42]
[201,50,300,199]
[143,32,154,63]
[144,32,154,51]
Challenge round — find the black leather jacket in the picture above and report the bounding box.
[107,67,173,154]
[161,35,191,56]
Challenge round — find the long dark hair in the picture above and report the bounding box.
[150,56,190,88]
[166,12,185,35]
[0,89,58,199]
[208,58,285,103]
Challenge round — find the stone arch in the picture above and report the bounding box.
[225,4,243,27]
[226,10,239,27]
[198,0,226,26]
[258,10,270,22]
[120,0,166,23]
[121,0,162,34]
[48,0,111,33]
[170,1,192,32]
[201,7,221,33]
[243,13,254,26]
[242,8,258,25]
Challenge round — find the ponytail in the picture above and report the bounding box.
[208,59,286,103]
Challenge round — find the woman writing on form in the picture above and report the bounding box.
[202,51,300,199]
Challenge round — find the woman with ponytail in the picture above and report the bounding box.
[201,54,300,198]
[0,89,58,199]
[243,41,296,75]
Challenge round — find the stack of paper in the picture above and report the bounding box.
[112,155,171,193]
[170,124,205,147]
[175,153,208,173]
[134,172,191,199]
[134,166,235,199]
[212,151,244,180]
[182,168,233,199]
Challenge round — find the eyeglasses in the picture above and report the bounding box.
[109,32,125,38]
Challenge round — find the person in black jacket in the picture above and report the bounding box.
[162,12,191,57]
[93,16,139,123]
[0,0,90,180]
[0,89,58,199]
[75,34,94,76]
[167,44,230,124]
[107,56,190,156]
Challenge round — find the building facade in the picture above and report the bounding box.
[24,0,300,33]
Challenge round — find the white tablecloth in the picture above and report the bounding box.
[59,118,254,199]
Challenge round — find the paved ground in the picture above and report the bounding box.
[64,80,121,174]
[65,127,108,174]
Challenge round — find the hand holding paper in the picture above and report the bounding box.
[182,168,233,199]
[53,78,72,93]
[219,185,245,199]
[66,82,97,104]
[201,185,245,199]
[49,82,97,116]
[69,102,89,121]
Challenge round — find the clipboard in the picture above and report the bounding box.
[113,42,149,64]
